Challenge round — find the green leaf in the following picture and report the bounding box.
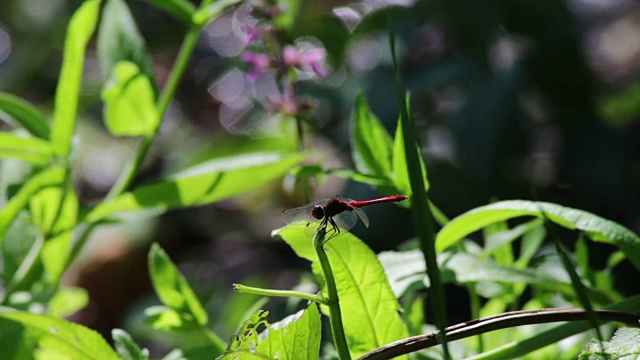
[0,132,52,165]
[392,111,429,195]
[50,0,101,156]
[192,0,243,26]
[144,306,185,330]
[86,152,304,223]
[579,327,640,360]
[112,329,149,360]
[0,307,120,360]
[29,178,78,284]
[0,92,50,139]
[352,93,394,178]
[274,225,409,359]
[97,0,155,85]
[144,0,196,24]
[379,249,612,303]
[2,212,38,284]
[48,287,89,319]
[148,244,208,326]
[0,167,65,242]
[435,200,640,269]
[101,61,159,137]
[219,305,321,360]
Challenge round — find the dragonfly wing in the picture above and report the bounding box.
[353,207,369,228]
[281,199,327,225]
[333,210,358,230]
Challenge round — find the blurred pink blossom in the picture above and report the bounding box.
[269,90,298,115]
[241,23,264,46]
[282,45,328,78]
[240,51,271,80]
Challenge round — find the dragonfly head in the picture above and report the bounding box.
[310,205,325,220]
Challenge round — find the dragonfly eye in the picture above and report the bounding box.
[310,205,325,220]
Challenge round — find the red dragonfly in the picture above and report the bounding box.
[281,195,409,238]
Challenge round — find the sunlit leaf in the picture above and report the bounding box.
[352,93,393,178]
[48,287,89,319]
[0,167,65,242]
[30,178,78,284]
[0,132,52,165]
[98,0,156,86]
[101,61,159,137]
[274,225,408,359]
[86,152,304,223]
[0,307,120,360]
[50,0,101,156]
[144,0,196,24]
[379,249,613,303]
[148,244,208,326]
[112,329,149,360]
[436,200,640,270]
[219,305,321,360]
[0,92,50,139]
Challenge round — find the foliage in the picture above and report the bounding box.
[0,0,638,359]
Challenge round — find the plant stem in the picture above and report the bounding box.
[233,283,328,305]
[105,26,202,201]
[389,27,450,359]
[1,234,45,305]
[313,228,351,360]
[68,25,203,268]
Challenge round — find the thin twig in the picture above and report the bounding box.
[357,308,639,360]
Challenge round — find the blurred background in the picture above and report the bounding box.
[1,0,640,354]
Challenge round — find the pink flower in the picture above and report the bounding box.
[269,90,298,115]
[240,52,271,80]
[282,45,328,78]
[242,23,264,46]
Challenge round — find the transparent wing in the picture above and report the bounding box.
[281,199,328,225]
[333,210,358,230]
[353,207,369,228]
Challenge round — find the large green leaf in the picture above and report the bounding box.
[50,0,101,156]
[436,200,640,269]
[101,61,159,137]
[0,132,52,165]
[219,305,321,360]
[97,0,155,83]
[379,249,613,303]
[351,93,393,178]
[274,225,408,359]
[148,244,208,326]
[0,92,50,139]
[144,0,196,24]
[86,152,304,223]
[0,307,120,360]
[0,167,65,242]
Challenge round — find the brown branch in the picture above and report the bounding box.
[357,308,639,360]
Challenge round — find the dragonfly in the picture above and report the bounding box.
[281,195,409,240]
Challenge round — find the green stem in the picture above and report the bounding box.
[313,228,351,360]
[1,234,45,305]
[389,27,450,359]
[68,25,204,268]
[105,26,201,201]
[200,326,227,354]
[233,283,328,305]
